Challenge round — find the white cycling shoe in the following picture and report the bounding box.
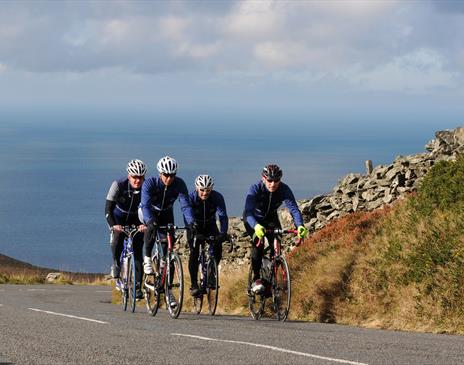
[143,256,154,275]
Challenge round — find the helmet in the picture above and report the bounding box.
[157,156,178,174]
[262,164,282,181]
[126,159,147,176]
[195,174,214,190]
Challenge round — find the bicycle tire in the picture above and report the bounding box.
[206,259,219,316]
[273,256,291,321]
[127,255,137,313]
[144,255,160,316]
[121,256,129,312]
[247,264,265,320]
[192,259,203,315]
[165,253,184,319]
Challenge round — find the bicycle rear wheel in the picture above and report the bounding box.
[247,264,265,320]
[273,256,291,321]
[165,253,184,319]
[192,261,203,315]
[127,255,137,313]
[144,255,160,316]
[206,259,218,315]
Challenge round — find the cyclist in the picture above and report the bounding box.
[140,156,195,306]
[105,159,147,299]
[187,174,228,297]
[244,164,308,293]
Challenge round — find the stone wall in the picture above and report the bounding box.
[178,127,464,265]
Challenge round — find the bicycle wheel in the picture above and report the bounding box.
[121,257,129,311]
[206,259,218,315]
[165,253,184,319]
[127,255,137,313]
[144,255,160,316]
[247,264,265,320]
[192,261,203,315]
[273,256,291,321]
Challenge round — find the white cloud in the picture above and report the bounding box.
[224,0,282,39]
[347,48,457,92]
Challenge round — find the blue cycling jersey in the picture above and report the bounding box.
[189,190,228,234]
[140,176,194,225]
[244,180,304,229]
[106,177,142,225]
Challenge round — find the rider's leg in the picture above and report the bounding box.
[110,230,124,278]
[188,236,200,290]
[143,226,156,274]
[244,218,264,282]
[133,232,144,286]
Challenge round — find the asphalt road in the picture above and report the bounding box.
[0,284,463,365]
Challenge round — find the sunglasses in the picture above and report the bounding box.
[266,178,281,183]
[162,173,176,178]
[199,188,212,193]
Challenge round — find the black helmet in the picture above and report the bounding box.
[262,164,282,181]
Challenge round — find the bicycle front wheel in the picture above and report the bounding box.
[273,256,291,321]
[247,264,265,320]
[165,253,184,319]
[127,255,137,313]
[206,259,218,315]
[121,259,129,311]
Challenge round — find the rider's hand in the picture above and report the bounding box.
[254,224,266,239]
[297,225,308,239]
[112,225,123,233]
[137,224,147,233]
[188,222,198,234]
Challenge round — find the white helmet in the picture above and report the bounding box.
[157,156,178,174]
[126,159,147,176]
[195,174,214,190]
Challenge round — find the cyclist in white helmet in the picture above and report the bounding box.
[140,156,194,267]
[187,174,228,297]
[105,159,147,299]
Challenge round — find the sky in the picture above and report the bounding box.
[0,0,463,125]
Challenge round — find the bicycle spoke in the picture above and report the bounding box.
[206,259,219,316]
[273,257,291,321]
[165,253,184,319]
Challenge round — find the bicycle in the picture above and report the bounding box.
[114,225,139,313]
[143,224,187,319]
[247,228,299,321]
[191,233,234,315]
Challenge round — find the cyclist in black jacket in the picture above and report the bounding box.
[187,175,228,297]
[105,159,147,299]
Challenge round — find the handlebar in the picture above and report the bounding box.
[156,224,188,231]
[257,229,301,248]
[193,233,235,253]
[111,225,140,238]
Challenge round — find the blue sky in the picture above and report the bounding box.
[0,0,463,126]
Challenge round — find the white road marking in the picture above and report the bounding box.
[28,308,108,324]
[172,333,368,365]
[27,289,71,292]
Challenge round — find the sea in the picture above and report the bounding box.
[0,110,452,273]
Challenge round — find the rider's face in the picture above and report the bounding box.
[262,176,280,192]
[196,187,212,201]
[128,174,144,189]
[160,173,176,186]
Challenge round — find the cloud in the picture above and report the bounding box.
[0,0,463,95]
[346,48,458,92]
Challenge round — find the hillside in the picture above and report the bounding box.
[0,253,106,284]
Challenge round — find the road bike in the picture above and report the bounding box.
[114,225,139,313]
[191,233,234,315]
[247,228,299,321]
[143,224,187,319]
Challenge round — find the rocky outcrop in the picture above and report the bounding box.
[299,127,464,232]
